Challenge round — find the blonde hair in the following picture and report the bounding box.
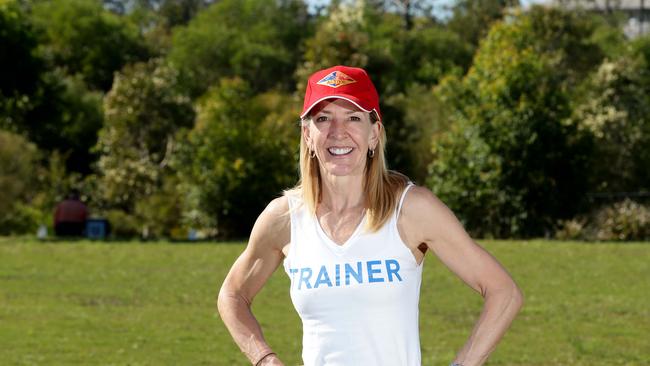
[285,111,409,232]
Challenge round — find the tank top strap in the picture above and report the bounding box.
[285,191,304,222]
[283,191,305,265]
[396,182,415,219]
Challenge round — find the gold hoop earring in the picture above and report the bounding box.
[368,149,375,158]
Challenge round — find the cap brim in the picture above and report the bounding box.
[300,95,379,121]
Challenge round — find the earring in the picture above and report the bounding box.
[310,149,316,159]
[368,148,375,158]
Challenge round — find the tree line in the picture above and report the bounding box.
[1,0,649,240]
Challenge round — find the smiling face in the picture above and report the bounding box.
[303,98,381,177]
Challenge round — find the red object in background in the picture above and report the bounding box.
[54,198,89,237]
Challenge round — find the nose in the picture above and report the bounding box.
[328,117,347,138]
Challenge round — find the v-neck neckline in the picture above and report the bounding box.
[314,211,366,251]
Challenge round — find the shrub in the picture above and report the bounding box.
[556,199,650,241]
[103,209,140,239]
[592,199,650,241]
[177,78,299,238]
[0,130,41,234]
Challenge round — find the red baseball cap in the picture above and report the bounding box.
[301,65,382,121]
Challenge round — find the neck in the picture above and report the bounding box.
[319,171,365,214]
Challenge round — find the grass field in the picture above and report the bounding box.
[1,237,649,365]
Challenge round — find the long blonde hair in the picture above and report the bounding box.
[286,111,409,232]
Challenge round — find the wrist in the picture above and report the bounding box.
[262,354,281,365]
[255,351,277,365]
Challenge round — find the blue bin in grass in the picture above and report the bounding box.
[86,219,109,240]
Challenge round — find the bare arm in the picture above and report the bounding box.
[217,197,290,365]
[400,186,524,366]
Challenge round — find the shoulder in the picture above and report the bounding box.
[248,196,290,252]
[258,195,290,231]
[401,185,446,213]
[399,185,458,243]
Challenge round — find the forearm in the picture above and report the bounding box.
[217,291,275,364]
[453,285,524,366]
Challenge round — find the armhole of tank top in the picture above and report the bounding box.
[393,182,422,266]
[284,193,298,265]
[396,182,414,218]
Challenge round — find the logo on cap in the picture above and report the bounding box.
[316,71,357,88]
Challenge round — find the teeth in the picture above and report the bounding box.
[328,147,353,155]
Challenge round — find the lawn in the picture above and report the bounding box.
[0,237,648,365]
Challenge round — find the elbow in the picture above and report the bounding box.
[216,285,251,318]
[216,286,227,317]
[216,285,233,316]
[511,283,524,311]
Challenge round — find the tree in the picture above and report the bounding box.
[447,0,519,49]
[0,1,43,133]
[573,56,650,195]
[427,6,600,237]
[104,0,215,55]
[24,73,104,174]
[30,0,150,91]
[168,0,310,97]
[0,130,42,234]
[178,78,299,238]
[96,59,195,226]
[105,0,211,27]
[1,2,105,174]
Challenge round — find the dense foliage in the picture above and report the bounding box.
[1,0,649,239]
[177,78,299,237]
[428,7,601,237]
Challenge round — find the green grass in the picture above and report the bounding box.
[1,238,649,365]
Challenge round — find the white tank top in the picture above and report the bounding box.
[283,184,423,366]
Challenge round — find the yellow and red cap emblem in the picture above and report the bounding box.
[316,71,357,88]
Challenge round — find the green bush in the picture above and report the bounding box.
[133,176,186,239]
[103,209,140,239]
[556,199,650,241]
[592,200,650,240]
[177,78,299,238]
[0,130,41,234]
[0,202,44,236]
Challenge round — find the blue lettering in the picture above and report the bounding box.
[314,265,333,288]
[385,259,402,282]
[367,260,384,283]
[298,268,313,290]
[289,268,299,288]
[335,264,341,286]
[291,259,404,290]
[345,262,363,285]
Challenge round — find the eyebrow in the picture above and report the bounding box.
[317,110,363,115]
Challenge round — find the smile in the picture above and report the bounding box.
[327,147,353,156]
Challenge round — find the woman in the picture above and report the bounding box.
[218,65,523,366]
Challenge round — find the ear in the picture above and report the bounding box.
[302,123,312,147]
[368,121,381,150]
